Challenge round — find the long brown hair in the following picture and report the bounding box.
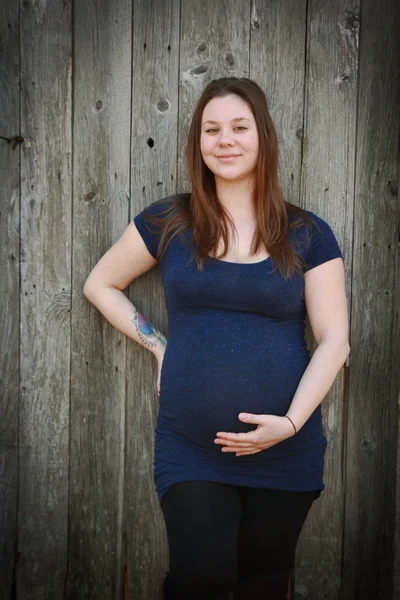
[141,77,317,279]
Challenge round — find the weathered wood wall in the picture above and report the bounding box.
[0,0,19,596]
[0,0,399,599]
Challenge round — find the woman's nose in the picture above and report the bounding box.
[218,130,234,145]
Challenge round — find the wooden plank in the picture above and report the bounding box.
[394,245,400,596]
[178,0,250,189]
[251,1,357,597]
[124,1,180,598]
[17,0,72,597]
[66,1,132,598]
[294,1,359,597]
[249,0,307,205]
[0,0,20,596]
[343,0,400,597]
[395,147,400,600]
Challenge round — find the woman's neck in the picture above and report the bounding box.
[214,177,256,222]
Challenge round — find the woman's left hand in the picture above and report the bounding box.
[214,413,296,456]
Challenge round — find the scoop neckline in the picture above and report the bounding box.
[206,255,272,266]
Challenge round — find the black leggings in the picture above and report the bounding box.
[161,481,319,600]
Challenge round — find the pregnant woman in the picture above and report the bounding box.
[83,77,350,600]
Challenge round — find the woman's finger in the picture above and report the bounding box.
[214,438,261,448]
[221,446,256,453]
[216,432,258,442]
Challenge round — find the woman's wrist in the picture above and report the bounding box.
[152,339,167,361]
[283,415,297,436]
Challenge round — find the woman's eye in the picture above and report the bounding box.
[205,126,247,133]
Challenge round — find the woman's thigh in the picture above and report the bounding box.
[233,487,318,600]
[160,481,241,600]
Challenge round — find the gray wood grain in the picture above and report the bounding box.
[17,0,72,597]
[250,0,307,209]
[124,1,180,598]
[395,164,400,600]
[293,1,359,598]
[343,0,400,597]
[66,1,131,598]
[178,0,250,191]
[0,0,20,596]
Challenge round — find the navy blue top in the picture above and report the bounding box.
[133,197,343,503]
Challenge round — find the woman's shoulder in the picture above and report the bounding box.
[302,208,333,228]
[132,193,191,261]
[287,204,336,236]
[301,210,343,270]
[286,204,343,270]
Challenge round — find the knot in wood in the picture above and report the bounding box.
[225,53,234,67]
[84,188,97,202]
[361,437,376,454]
[343,11,360,33]
[387,180,398,197]
[191,65,208,76]
[157,98,170,112]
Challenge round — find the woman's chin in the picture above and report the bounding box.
[214,170,252,183]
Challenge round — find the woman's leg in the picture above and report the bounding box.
[233,487,318,600]
[160,481,241,600]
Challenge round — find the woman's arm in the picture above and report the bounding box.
[83,220,167,361]
[83,285,167,360]
[285,256,350,431]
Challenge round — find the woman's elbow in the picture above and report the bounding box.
[82,276,98,300]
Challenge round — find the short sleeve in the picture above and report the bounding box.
[132,199,170,259]
[304,212,343,272]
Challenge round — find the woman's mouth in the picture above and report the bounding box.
[216,154,241,162]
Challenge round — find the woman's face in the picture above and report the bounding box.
[200,94,259,185]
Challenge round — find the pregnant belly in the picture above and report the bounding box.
[158,343,310,450]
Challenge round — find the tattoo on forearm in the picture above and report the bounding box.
[131,308,167,348]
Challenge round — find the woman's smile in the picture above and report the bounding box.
[216,154,242,162]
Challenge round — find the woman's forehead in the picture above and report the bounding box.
[202,95,253,122]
